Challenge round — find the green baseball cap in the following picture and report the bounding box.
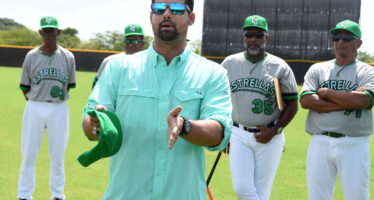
[40,16,59,29]
[242,15,268,32]
[78,109,123,167]
[329,20,361,39]
[124,24,144,37]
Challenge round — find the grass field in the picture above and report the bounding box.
[1,66,374,200]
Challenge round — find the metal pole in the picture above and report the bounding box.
[206,151,222,186]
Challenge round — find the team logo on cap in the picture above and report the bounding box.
[130,25,136,32]
[252,18,258,25]
[45,17,52,24]
[342,22,348,28]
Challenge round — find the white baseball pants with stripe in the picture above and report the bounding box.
[229,126,284,200]
[307,134,370,200]
[18,100,69,200]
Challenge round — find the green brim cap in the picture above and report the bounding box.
[124,24,144,37]
[329,20,361,39]
[242,15,268,32]
[40,16,58,29]
[78,110,123,167]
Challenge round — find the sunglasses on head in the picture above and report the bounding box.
[332,35,357,43]
[244,31,265,39]
[124,39,141,45]
[151,2,191,15]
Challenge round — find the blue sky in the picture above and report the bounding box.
[1,0,372,54]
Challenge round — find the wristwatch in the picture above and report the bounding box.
[180,117,191,137]
[274,124,283,134]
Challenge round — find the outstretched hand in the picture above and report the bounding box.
[167,106,184,150]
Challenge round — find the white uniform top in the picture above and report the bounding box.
[222,52,298,127]
[301,60,374,136]
[20,46,76,102]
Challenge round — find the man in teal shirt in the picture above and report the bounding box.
[81,0,232,199]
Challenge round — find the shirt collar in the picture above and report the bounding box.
[147,41,191,67]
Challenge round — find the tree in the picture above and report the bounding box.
[143,35,153,50]
[81,31,123,51]
[58,27,81,49]
[357,51,374,63]
[0,27,42,46]
[0,18,25,30]
[189,39,202,55]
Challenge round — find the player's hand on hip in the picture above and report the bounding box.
[254,126,277,144]
[167,106,184,150]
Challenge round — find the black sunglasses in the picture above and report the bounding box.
[151,2,191,15]
[245,32,265,39]
[124,39,142,45]
[332,35,358,43]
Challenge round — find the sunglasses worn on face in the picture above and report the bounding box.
[125,39,141,45]
[332,35,357,43]
[245,32,265,39]
[151,2,191,15]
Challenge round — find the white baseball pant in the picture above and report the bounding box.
[307,134,370,200]
[18,100,69,200]
[229,126,284,200]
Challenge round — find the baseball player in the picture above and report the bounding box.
[17,16,76,200]
[300,20,374,200]
[92,24,145,88]
[221,15,298,200]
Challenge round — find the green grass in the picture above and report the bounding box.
[1,66,373,200]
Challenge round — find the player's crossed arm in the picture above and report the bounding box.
[301,87,370,112]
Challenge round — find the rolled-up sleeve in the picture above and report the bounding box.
[200,65,232,151]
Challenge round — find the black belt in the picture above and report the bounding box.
[233,121,275,133]
[321,131,346,138]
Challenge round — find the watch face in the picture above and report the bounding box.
[185,119,191,133]
[180,117,191,136]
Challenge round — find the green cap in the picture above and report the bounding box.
[329,20,361,39]
[242,15,268,32]
[40,16,58,29]
[78,110,123,167]
[124,24,144,37]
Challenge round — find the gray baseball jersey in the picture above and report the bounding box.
[96,52,126,79]
[222,52,298,127]
[20,46,76,102]
[301,60,374,136]
[92,52,126,88]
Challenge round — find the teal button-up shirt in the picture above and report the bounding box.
[83,44,232,200]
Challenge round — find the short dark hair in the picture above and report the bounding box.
[151,0,194,13]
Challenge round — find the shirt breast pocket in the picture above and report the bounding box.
[174,89,205,119]
[117,89,159,117]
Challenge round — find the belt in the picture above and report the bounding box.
[321,131,346,138]
[233,122,269,133]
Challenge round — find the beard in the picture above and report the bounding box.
[157,20,179,41]
[245,41,266,55]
